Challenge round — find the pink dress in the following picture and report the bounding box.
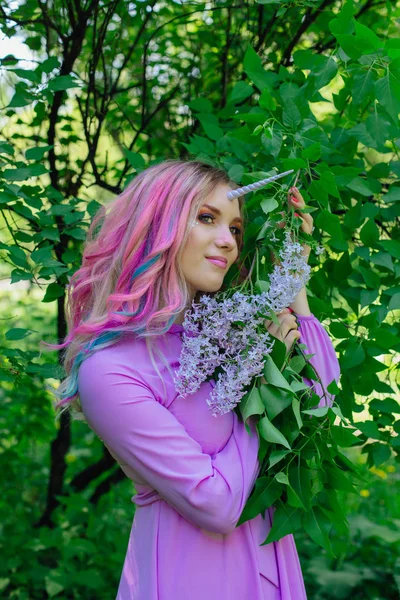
[78,313,340,600]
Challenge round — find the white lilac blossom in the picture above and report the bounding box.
[173,230,313,417]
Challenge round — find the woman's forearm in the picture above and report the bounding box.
[289,286,312,316]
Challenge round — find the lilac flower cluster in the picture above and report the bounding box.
[173,231,312,417]
[264,230,311,313]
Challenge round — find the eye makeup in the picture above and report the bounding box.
[197,212,242,236]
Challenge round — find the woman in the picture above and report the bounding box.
[52,160,340,599]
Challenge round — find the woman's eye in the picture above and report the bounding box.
[198,214,241,236]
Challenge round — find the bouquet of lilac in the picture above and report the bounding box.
[173,230,313,417]
[172,176,362,555]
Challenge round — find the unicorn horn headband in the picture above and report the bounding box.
[226,169,294,200]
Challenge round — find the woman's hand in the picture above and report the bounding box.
[271,186,314,266]
[264,308,301,354]
[286,185,314,261]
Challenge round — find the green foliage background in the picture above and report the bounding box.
[0,0,399,597]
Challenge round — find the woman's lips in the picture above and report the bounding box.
[206,258,227,269]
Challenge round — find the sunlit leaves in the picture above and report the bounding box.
[47,75,80,92]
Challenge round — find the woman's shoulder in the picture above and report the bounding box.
[77,332,180,390]
[77,335,148,380]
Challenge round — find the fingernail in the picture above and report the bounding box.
[287,307,294,313]
[291,196,299,203]
[294,212,300,217]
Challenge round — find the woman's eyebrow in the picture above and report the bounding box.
[201,203,243,224]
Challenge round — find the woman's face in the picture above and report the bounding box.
[180,184,242,301]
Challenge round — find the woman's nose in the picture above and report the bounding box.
[216,229,236,248]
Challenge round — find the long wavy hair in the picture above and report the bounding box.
[40,159,247,422]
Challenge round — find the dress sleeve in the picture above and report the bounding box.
[78,349,260,535]
[295,313,341,408]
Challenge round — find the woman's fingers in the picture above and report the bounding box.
[287,186,314,236]
[264,310,300,353]
[285,328,301,348]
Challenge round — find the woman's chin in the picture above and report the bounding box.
[195,281,223,294]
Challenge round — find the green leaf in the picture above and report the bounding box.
[237,476,282,526]
[5,328,35,341]
[240,386,265,425]
[343,343,365,369]
[329,322,350,339]
[351,68,376,107]
[301,143,321,161]
[330,425,360,447]
[42,282,65,303]
[10,68,41,83]
[47,75,80,91]
[379,240,400,259]
[38,57,60,74]
[348,122,376,148]
[326,379,340,394]
[347,177,375,196]
[123,149,146,169]
[370,442,391,466]
[302,406,329,417]
[9,89,35,107]
[260,384,293,420]
[275,472,289,485]
[288,464,312,510]
[280,158,307,173]
[259,88,276,111]
[388,292,400,310]
[373,328,400,350]
[354,22,383,51]
[258,415,291,449]
[261,129,282,157]
[25,145,53,160]
[268,336,287,370]
[301,361,319,381]
[370,398,400,414]
[326,466,357,493]
[282,98,301,129]
[263,355,295,393]
[360,288,379,309]
[255,278,270,293]
[328,1,355,36]
[243,45,278,92]
[291,397,303,429]
[375,71,400,122]
[315,210,343,239]
[357,420,381,440]
[268,449,290,469]
[7,245,29,269]
[370,251,394,271]
[288,355,306,373]
[294,378,316,396]
[302,506,333,554]
[227,81,253,105]
[3,164,48,181]
[263,504,302,544]
[335,33,365,60]
[0,142,14,156]
[383,185,400,203]
[359,218,380,246]
[293,50,338,93]
[260,197,278,215]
